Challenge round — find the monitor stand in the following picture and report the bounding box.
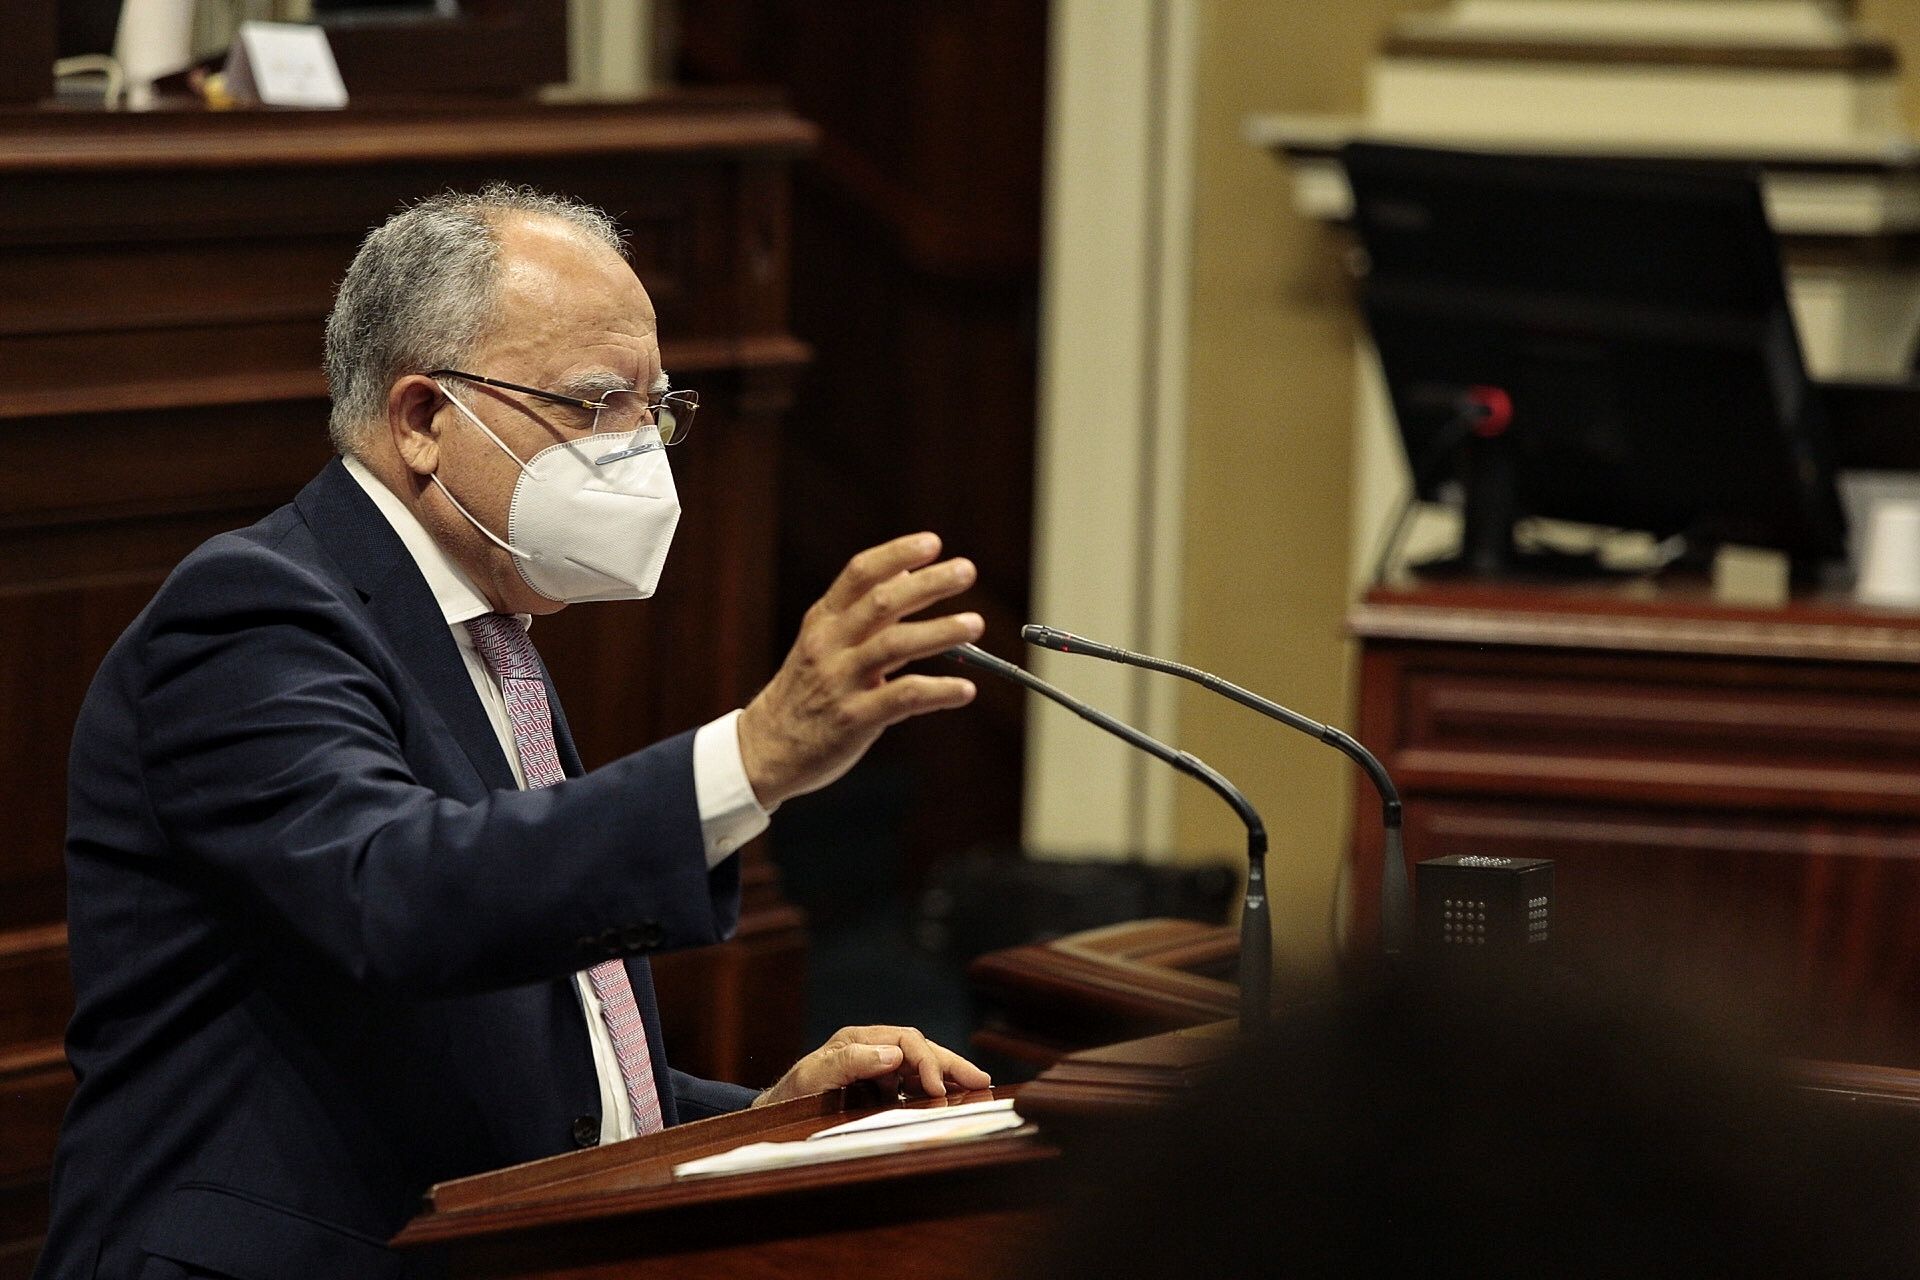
[1411,435,1620,581]
[1408,442,1834,586]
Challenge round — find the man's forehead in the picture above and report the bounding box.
[492,214,656,328]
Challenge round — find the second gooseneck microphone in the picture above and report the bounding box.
[1023,624,1412,959]
[944,643,1272,1033]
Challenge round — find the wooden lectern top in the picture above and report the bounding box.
[394,1087,1061,1279]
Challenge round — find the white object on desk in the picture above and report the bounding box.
[224,22,348,110]
[805,1096,1017,1141]
[113,0,196,110]
[672,1106,1027,1179]
[1857,499,1920,608]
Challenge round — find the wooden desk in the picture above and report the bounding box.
[1346,579,1920,1065]
[0,95,813,1277]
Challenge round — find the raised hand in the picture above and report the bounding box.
[736,532,983,809]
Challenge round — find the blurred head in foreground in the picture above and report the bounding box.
[1036,974,1920,1280]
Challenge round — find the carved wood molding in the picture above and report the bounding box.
[968,919,1237,1069]
[0,339,806,426]
[1016,1023,1240,1119]
[1795,1058,1920,1109]
[1397,746,1920,814]
[1350,601,1920,665]
[969,919,1238,1033]
[1380,33,1899,74]
[0,924,70,1047]
[0,101,818,174]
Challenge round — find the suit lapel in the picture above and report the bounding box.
[294,460,518,794]
[543,668,587,778]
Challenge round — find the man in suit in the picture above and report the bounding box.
[37,185,990,1279]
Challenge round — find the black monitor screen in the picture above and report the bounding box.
[312,0,458,20]
[58,0,123,57]
[1344,142,1848,570]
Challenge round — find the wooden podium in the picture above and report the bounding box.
[396,918,1252,1278]
[393,915,1251,1277]
[392,1013,1249,1280]
[395,1089,1058,1279]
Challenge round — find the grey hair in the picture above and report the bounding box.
[321,183,626,456]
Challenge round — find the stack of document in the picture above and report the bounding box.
[672,1098,1027,1179]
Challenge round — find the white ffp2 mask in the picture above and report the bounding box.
[432,385,682,604]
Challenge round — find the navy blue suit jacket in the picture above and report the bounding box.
[37,459,757,1280]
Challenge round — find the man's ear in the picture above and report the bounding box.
[388,375,445,478]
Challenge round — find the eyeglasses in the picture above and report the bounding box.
[427,369,698,448]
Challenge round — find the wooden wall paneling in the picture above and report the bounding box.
[0,6,53,107]
[0,927,69,1280]
[0,235,353,335]
[0,928,69,1051]
[0,1066,64,1280]
[678,2,1046,885]
[321,0,567,99]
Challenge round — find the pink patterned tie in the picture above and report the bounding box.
[464,613,665,1136]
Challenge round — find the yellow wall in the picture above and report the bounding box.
[1173,0,1438,971]
[1864,0,1920,131]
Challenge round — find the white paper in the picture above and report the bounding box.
[225,22,348,110]
[805,1097,1017,1141]
[672,1108,1026,1179]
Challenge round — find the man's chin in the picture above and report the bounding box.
[490,572,569,616]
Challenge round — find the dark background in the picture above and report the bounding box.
[675,1,1049,1051]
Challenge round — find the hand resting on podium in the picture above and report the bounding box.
[752,1024,992,1106]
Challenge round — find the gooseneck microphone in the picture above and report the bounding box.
[1022,624,1412,959]
[944,643,1272,1032]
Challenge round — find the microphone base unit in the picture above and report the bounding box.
[1414,855,1554,970]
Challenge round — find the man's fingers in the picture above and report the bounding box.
[766,1029,991,1107]
[840,557,977,641]
[750,534,980,808]
[851,613,985,679]
[897,1031,992,1096]
[904,1030,949,1097]
[838,1042,904,1083]
[931,1045,993,1091]
[836,1026,994,1098]
[846,675,976,730]
[820,534,943,613]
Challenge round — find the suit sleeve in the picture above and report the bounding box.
[668,1069,761,1120]
[134,541,738,997]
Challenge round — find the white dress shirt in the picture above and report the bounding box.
[343,456,771,1144]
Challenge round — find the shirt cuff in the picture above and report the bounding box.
[693,709,772,869]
